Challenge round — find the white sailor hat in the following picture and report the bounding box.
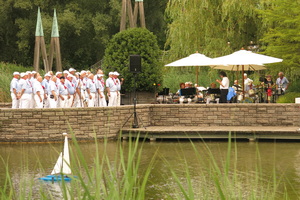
[97,74,104,78]
[13,72,20,76]
[55,71,62,76]
[69,68,76,72]
[68,75,74,79]
[109,72,114,75]
[63,70,69,74]
[113,71,120,76]
[20,72,27,77]
[44,73,51,77]
[80,70,87,75]
[31,71,37,74]
[26,71,32,74]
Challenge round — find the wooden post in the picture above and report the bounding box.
[138,1,146,28]
[120,0,146,31]
[33,7,49,72]
[49,9,62,72]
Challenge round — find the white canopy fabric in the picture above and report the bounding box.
[211,50,283,66]
[165,52,214,67]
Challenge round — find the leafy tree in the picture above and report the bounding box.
[103,28,162,92]
[164,0,261,61]
[259,0,300,81]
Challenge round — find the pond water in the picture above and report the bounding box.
[1,140,300,199]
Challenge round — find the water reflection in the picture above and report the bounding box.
[1,141,300,199]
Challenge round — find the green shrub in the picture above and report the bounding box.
[102,28,163,92]
[276,92,300,103]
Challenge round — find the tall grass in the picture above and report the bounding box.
[0,132,298,199]
[0,62,33,102]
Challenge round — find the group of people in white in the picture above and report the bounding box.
[10,68,123,109]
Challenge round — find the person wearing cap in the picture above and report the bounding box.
[33,76,44,108]
[69,68,76,76]
[243,73,252,92]
[113,72,123,106]
[19,72,33,108]
[57,76,70,108]
[10,72,20,108]
[66,75,76,107]
[106,72,118,106]
[95,74,107,107]
[42,73,51,108]
[86,74,97,107]
[49,76,59,108]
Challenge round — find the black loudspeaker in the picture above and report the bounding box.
[129,55,141,73]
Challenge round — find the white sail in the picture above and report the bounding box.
[62,135,71,174]
[51,135,71,175]
[51,152,63,175]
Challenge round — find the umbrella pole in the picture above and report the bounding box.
[242,65,245,100]
[236,65,239,84]
[196,67,199,85]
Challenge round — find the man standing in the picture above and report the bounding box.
[19,72,33,108]
[58,76,70,108]
[114,72,123,106]
[86,74,97,107]
[33,76,44,108]
[106,72,118,106]
[276,72,289,94]
[95,74,107,107]
[66,75,76,107]
[10,72,20,108]
[49,76,58,108]
[42,73,51,108]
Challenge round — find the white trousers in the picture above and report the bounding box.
[11,93,19,108]
[108,92,117,106]
[98,91,107,107]
[58,95,69,108]
[49,96,58,108]
[34,94,44,108]
[30,94,35,108]
[117,91,121,106]
[68,94,75,108]
[19,93,32,109]
[88,93,96,107]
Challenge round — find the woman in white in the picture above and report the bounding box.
[95,74,107,107]
[216,71,229,103]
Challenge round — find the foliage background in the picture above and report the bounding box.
[102,28,162,92]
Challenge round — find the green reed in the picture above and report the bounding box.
[0,132,298,199]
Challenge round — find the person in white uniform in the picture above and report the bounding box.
[86,74,97,107]
[113,71,123,106]
[19,72,33,109]
[66,75,76,107]
[95,74,107,107]
[10,72,20,108]
[33,76,44,108]
[106,72,118,106]
[57,76,70,108]
[49,76,59,108]
[42,73,51,108]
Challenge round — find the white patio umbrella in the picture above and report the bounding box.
[211,49,283,98]
[165,52,215,84]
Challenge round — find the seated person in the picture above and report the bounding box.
[245,80,255,97]
[206,83,221,104]
[176,83,186,96]
[232,80,242,92]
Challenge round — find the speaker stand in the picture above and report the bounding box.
[122,73,146,129]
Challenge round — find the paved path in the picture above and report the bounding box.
[121,126,300,141]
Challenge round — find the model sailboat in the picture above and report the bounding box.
[39,133,73,181]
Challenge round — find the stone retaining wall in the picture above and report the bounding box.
[0,104,299,142]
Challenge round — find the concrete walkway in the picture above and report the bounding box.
[121,126,300,141]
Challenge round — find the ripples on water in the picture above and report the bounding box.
[1,141,300,199]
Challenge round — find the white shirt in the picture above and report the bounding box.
[106,77,118,92]
[10,78,19,93]
[96,78,105,92]
[33,81,44,95]
[220,77,229,89]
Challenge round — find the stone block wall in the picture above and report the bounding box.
[0,104,299,142]
[150,104,300,127]
[0,105,151,142]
